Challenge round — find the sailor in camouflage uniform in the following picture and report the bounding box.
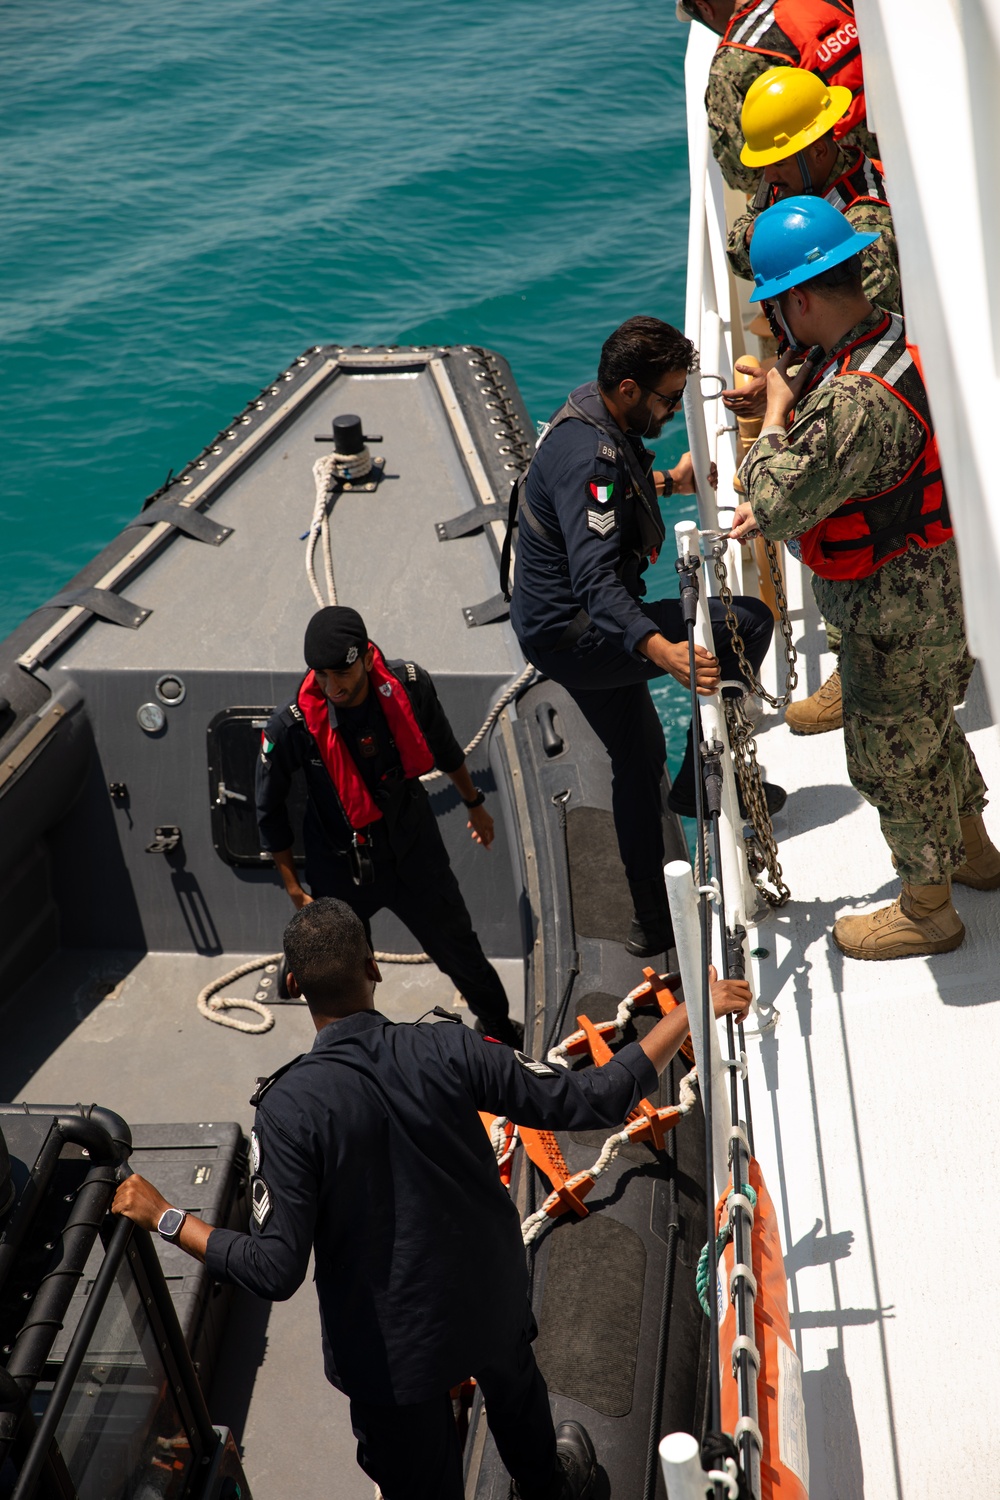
[731,198,1000,959]
[678,0,879,196]
[724,64,900,737]
[725,68,899,315]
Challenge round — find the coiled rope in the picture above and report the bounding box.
[197,955,282,1034]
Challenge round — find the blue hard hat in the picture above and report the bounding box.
[748,195,881,303]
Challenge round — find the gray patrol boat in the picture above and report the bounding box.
[0,342,708,1500]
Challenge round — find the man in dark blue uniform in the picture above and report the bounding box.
[256,605,521,1046]
[114,897,752,1500]
[508,316,783,956]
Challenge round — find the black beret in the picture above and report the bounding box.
[303,606,369,670]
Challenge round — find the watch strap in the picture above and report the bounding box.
[462,789,486,809]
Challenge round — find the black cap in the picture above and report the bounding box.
[303,606,369,671]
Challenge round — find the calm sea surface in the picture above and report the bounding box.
[1,0,698,758]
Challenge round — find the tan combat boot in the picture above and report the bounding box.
[832,881,965,959]
[784,669,842,735]
[951,813,1000,890]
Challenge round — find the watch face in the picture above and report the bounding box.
[158,1207,185,1239]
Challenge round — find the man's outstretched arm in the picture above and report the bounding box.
[468,971,751,1130]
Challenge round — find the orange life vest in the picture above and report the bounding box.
[823,150,888,211]
[720,0,867,141]
[762,150,888,214]
[796,313,952,580]
[296,647,435,830]
[716,1159,809,1500]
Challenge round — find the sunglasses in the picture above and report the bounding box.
[639,384,686,412]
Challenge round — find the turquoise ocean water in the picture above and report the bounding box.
[1,0,698,760]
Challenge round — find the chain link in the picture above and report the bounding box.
[712,539,797,709]
[705,536,795,907]
[724,693,791,907]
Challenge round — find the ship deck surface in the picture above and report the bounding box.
[745,562,1000,1499]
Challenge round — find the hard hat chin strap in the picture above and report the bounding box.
[795,150,815,194]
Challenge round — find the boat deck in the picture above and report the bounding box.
[0,948,524,1500]
[744,562,1000,1499]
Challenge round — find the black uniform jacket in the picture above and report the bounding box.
[256,658,464,863]
[205,1010,658,1404]
[510,381,665,658]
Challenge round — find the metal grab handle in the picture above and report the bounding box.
[215,781,247,805]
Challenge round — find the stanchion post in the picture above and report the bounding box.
[659,1432,711,1500]
[664,860,730,1201]
[673,521,758,932]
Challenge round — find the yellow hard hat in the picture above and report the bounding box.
[740,67,853,167]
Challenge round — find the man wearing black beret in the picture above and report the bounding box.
[256,605,521,1046]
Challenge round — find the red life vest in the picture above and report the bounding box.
[720,0,867,141]
[296,647,435,830]
[796,313,952,580]
[763,149,888,213]
[823,150,888,211]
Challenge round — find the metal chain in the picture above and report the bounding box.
[712,539,798,709]
[703,535,794,906]
[724,693,791,907]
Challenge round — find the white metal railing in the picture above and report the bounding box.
[675,19,766,975]
[655,20,791,1500]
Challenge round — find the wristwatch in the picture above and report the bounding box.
[462,789,486,809]
[157,1206,187,1243]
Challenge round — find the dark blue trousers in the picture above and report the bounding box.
[526,596,774,882]
[349,1333,560,1500]
[305,818,510,1028]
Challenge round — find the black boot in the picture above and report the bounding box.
[625,877,673,957]
[554,1421,597,1498]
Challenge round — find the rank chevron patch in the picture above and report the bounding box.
[587,508,617,537]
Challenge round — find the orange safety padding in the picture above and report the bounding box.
[628,967,695,1064]
[717,1159,809,1499]
[479,1111,516,1187]
[577,1013,615,1066]
[518,1127,593,1218]
[559,1019,619,1058]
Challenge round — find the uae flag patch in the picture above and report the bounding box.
[588,478,614,505]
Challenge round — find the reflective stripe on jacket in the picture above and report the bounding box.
[720,0,867,140]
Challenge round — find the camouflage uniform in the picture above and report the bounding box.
[707,45,880,195]
[744,309,986,884]
[725,148,901,315]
